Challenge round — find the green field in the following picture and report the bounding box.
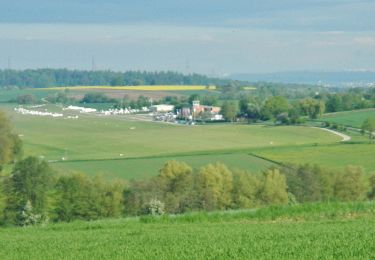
[13,114,338,160]
[254,142,375,173]
[0,88,59,103]
[0,103,342,178]
[318,108,375,128]
[1,202,375,259]
[53,153,274,180]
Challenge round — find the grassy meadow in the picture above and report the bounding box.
[254,142,375,173]
[12,112,338,160]
[0,88,58,103]
[1,202,375,259]
[53,153,274,180]
[0,103,343,178]
[318,108,375,128]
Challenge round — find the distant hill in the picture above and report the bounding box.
[231,71,375,87]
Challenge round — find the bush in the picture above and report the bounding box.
[19,200,47,226]
[16,94,35,104]
[144,199,165,216]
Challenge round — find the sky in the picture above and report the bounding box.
[0,0,375,75]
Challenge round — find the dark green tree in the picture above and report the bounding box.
[221,101,238,122]
[361,118,375,142]
[261,96,290,120]
[3,157,53,225]
[0,110,22,168]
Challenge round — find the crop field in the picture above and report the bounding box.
[0,103,342,178]
[38,85,216,91]
[243,86,257,90]
[318,108,375,128]
[0,86,217,104]
[253,142,375,173]
[1,202,375,259]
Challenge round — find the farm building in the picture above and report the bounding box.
[192,100,221,114]
[150,104,175,113]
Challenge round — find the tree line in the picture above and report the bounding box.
[1,157,375,227]
[0,69,238,88]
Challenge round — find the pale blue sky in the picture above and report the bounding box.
[0,0,374,74]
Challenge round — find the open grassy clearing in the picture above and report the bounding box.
[254,142,375,173]
[53,153,274,180]
[1,202,375,259]
[0,103,341,178]
[0,89,58,102]
[4,105,340,161]
[318,108,375,128]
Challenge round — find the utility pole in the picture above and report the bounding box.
[91,57,97,71]
[7,57,11,70]
[185,59,190,75]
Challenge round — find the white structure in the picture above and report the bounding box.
[15,107,63,117]
[150,104,175,113]
[64,106,97,113]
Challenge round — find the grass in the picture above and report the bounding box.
[36,85,216,91]
[0,103,341,179]
[53,153,274,180]
[254,142,375,173]
[318,108,375,128]
[14,117,340,161]
[1,202,375,259]
[0,89,58,103]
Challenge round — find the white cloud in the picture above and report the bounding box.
[354,36,375,46]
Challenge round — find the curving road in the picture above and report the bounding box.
[312,127,351,142]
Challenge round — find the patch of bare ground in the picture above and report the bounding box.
[68,89,183,100]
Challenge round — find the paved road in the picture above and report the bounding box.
[312,127,351,142]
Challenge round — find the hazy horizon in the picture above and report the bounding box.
[1,1,375,75]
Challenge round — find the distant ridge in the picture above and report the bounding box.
[231,71,375,87]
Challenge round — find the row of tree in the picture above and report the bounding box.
[0,69,238,88]
[2,156,375,226]
[0,111,22,170]
[219,96,325,123]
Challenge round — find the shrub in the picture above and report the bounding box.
[144,199,165,216]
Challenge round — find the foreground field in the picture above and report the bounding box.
[0,104,342,178]
[318,108,375,128]
[1,202,374,259]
